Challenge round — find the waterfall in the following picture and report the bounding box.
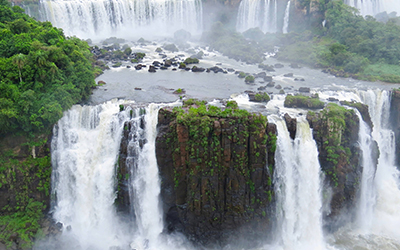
[345,0,400,16]
[39,0,203,39]
[359,90,400,239]
[51,101,130,249]
[127,104,164,249]
[354,109,376,231]
[282,0,290,34]
[271,115,325,249]
[236,0,280,33]
[51,102,168,249]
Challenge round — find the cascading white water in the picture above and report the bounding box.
[282,0,290,34]
[271,115,325,249]
[51,101,130,250]
[39,0,203,39]
[354,110,376,231]
[236,0,280,33]
[345,0,400,16]
[127,104,164,249]
[359,90,400,239]
[50,100,184,250]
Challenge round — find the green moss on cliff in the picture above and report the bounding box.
[158,103,275,242]
[307,103,360,218]
[284,94,325,109]
[0,135,51,248]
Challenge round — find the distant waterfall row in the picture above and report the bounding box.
[345,0,400,16]
[39,0,203,39]
[236,0,291,33]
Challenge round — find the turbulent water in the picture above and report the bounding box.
[359,90,400,239]
[50,101,130,249]
[271,116,325,249]
[355,110,376,231]
[38,0,203,39]
[345,0,400,16]
[46,86,400,250]
[126,105,164,249]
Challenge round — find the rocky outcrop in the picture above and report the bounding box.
[390,90,400,167]
[284,94,325,109]
[306,103,363,231]
[155,107,276,246]
[284,113,297,140]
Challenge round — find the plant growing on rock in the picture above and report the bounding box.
[245,75,255,83]
[238,72,247,78]
[184,57,199,64]
[284,95,325,109]
[254,93,270,102]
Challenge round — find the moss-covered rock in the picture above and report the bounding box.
[245,75,255,83]
[0,134,52,248]
[306,103,366,231]
[284,94,325,109]
[155,104,276,246]
[340,101,372,129]
[248,92,270,103]
[184,57,199,64]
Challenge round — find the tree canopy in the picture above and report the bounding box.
[0,0,96,136]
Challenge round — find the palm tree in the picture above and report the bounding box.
[12,53,26,83]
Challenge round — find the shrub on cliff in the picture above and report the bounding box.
[284,94,325,109]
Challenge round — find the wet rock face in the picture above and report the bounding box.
[390,90,400,167]
[155,108,276,246]
[306,104,362,231]
[284,113,297,140]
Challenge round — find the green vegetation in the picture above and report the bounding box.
[276,0,400,82]
[238,72,247,78]
[254,92,270,102]
[0,136,51,248]
[0,0,98,247]
[226,100,238,109]
[0,0,97,136]
[167,102,272,220]
[307,103,356,188]
[245,75,255,83]
[184,57,199,64]
[200,0,400,82]
[112,62,122,67]
[284,94,325,109]
[0,201,45,249]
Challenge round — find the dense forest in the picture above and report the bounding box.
[0,0,97,248]
[0,0,97,136]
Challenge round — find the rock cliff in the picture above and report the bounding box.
[155,105,276,246]
[306,103,364,230]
